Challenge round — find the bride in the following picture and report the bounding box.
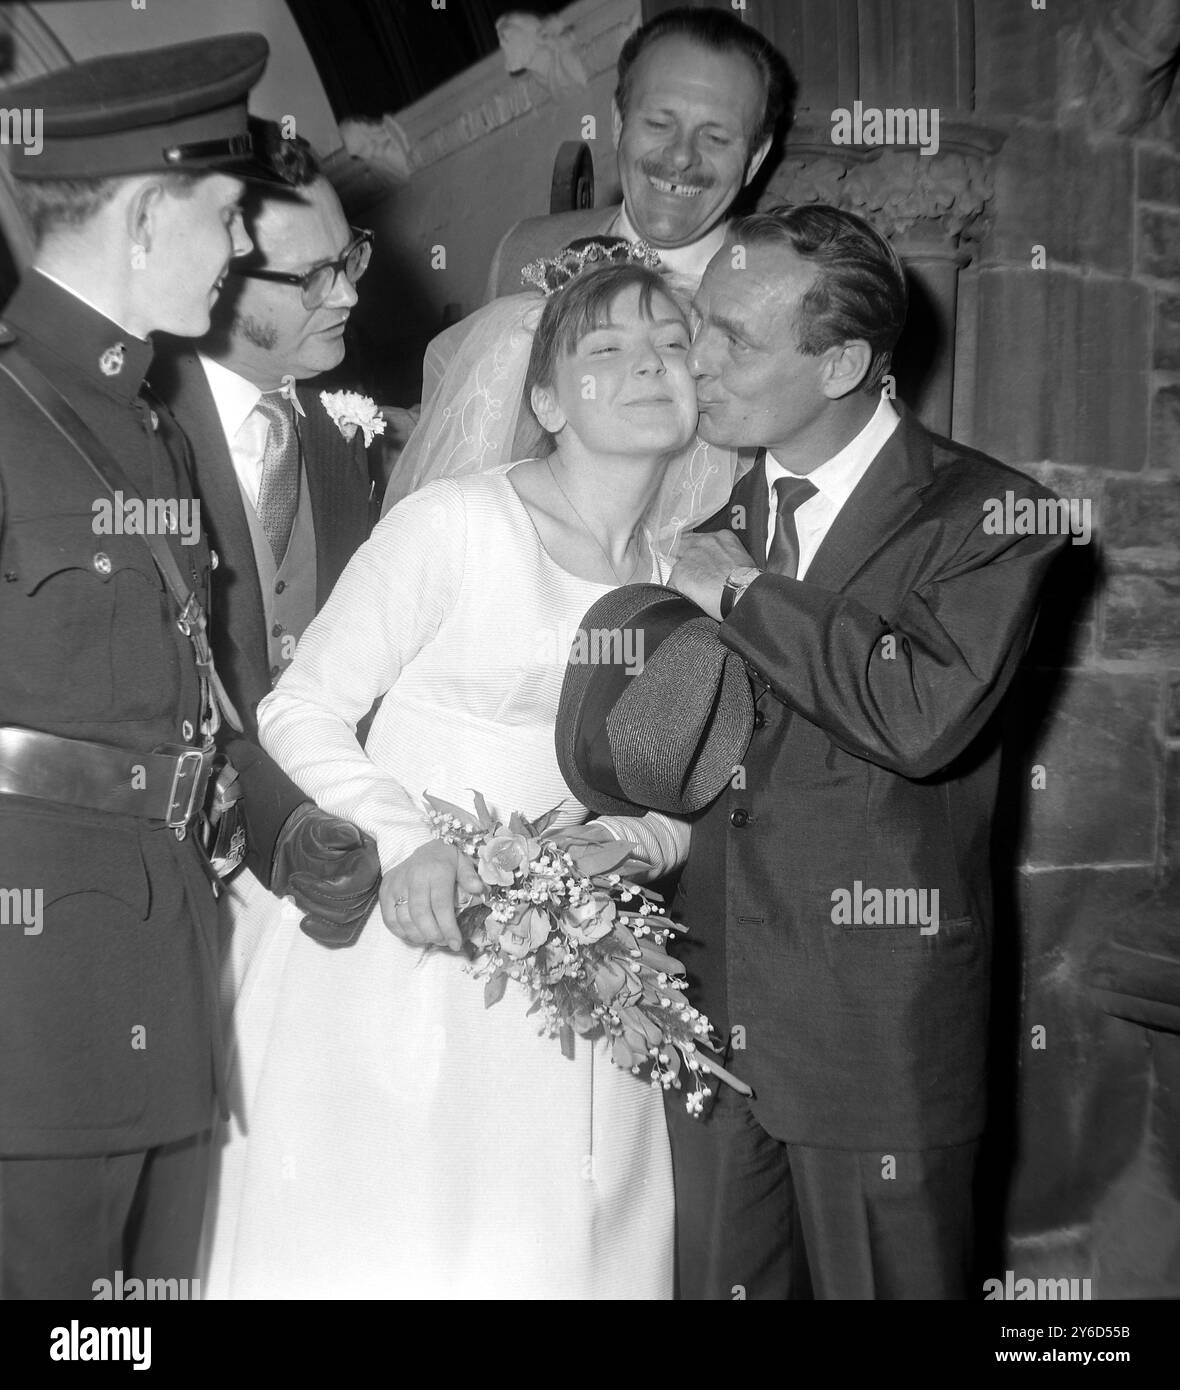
[202,246,702,1298]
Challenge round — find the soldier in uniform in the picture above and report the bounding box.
[0,35,379,1299]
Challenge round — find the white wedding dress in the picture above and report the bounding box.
[201,472,683,1299]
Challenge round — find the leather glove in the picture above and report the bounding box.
[271,801,382,948]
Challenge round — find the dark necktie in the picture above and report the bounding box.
[765,475,819,579]
[254,392,299,563]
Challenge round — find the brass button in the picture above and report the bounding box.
[753,710,766,730]
[274,580,286,595]
[211,550,220,570]
[730,808,749,828]
[271,623,283,638]
[270,664,280,678]
[181,720,194,741]
[93,552,112,576]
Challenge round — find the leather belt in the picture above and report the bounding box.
[0,726,215,830]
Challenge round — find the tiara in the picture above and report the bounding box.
[520,237,664,296]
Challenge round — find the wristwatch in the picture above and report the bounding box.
[720,566,762,619]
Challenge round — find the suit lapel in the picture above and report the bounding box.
[698,449,769,563]
[801,405,934,594]
[300,391,331,604]
[155,347,268,671]
[299,387,372,609]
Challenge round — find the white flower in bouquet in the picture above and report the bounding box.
[423,790,753,1115]
[319,390,387,448]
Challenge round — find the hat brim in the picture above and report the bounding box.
[556,583,754,817]
[557,585,691,815]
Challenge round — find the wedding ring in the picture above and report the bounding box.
[393,896,408,906]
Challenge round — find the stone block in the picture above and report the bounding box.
[1103,569,1180,661]
[1154,294,1180,371]
[972,267,1150,469]
[1151,382,1180,470]
[988,124,1133,275]
[1139,145,1180,206]
[975,0,1069,119]
[1139,207,1180,281]
[1003,668,1162,868]
[1103,476,1180,547]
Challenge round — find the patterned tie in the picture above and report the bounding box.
[254,392,299,563]
[765,475,819,579]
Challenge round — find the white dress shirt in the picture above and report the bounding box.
[198,354,270,509]
[613,205,727,296]
[763,395,900,580]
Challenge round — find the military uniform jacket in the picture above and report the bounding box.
[0,271,219,1156]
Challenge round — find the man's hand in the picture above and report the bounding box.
[380,839,485,953]
[271,801,382,949]
[550,823,651,879]
[669,531,758,619]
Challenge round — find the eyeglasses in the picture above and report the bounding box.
[232,227,374,309]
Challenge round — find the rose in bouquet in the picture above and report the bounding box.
[426,791,751,1115]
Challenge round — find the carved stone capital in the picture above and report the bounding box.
[764,118,1006,259]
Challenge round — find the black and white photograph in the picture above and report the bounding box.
[0,0,1177,1361]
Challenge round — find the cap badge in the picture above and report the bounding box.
[99,342,125,377]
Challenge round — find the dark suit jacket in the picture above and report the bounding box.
[680,405,1068,1151]
[150,346,375,877]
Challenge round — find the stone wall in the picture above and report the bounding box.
[703,0,1180,1295]
[746,0,1180,1295]
[968,1,1180,1298]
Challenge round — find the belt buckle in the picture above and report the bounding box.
[166,748,209,829]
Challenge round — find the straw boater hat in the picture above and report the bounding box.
[556,584,755,816]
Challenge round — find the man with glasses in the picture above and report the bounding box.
[151,122,380,1040]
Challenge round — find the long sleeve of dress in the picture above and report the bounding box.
[258,481,467,873]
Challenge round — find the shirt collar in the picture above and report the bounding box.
[198,353,264,440]
[3,269,155,401]
[615,205,727,293]
[765,395,901,508]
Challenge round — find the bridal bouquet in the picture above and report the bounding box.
[425,792,751,1115]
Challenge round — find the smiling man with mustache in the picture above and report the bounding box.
[487,7,793,302]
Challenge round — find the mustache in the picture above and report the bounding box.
[638,159,713,190]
